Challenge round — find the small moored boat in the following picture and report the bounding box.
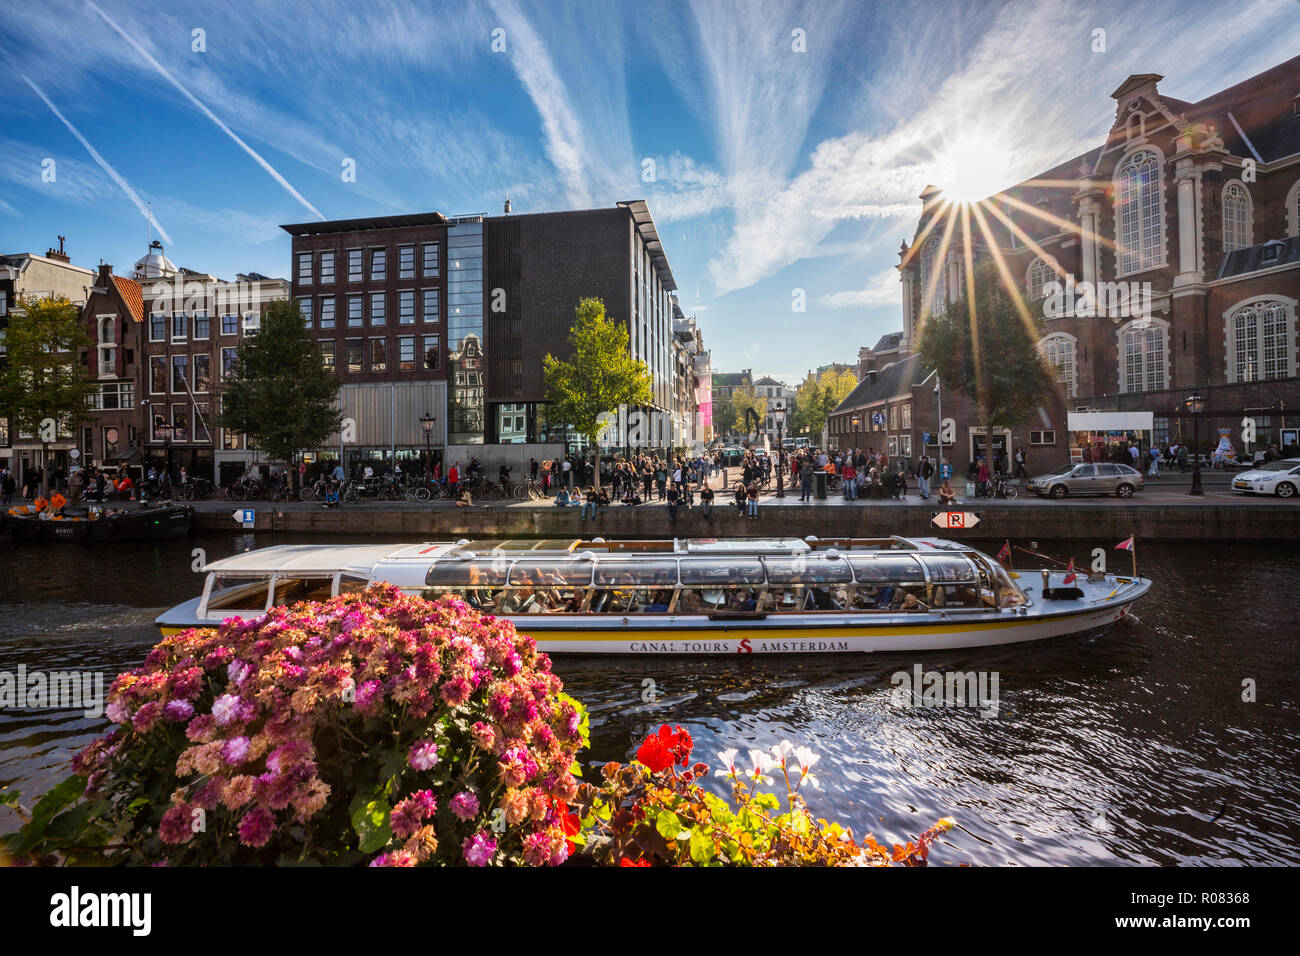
[3,503,193,541]
[156,536,1150,655]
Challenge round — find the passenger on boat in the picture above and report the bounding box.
[678,590,703,613]
[730,590,758,612]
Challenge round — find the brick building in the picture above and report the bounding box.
[282,199,682,472]
[833,55,1300,469]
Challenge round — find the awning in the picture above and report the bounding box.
[1067,412,1154,432]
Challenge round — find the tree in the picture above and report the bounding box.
[917,261,1053,466]
[543,297,653,490]
[729,377,768,442]
[792,369,856,441]
[0,295,94,497]
[216,299,341,490]
[712,399,737,439]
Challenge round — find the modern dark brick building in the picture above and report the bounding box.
[282,200,681,470]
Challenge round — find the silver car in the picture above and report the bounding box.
[1028,463,1145,499]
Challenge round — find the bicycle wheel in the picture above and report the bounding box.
[512,483,528,500]
[299,485,316,501]
[1002,486,1018,500]
[415,487,431,502]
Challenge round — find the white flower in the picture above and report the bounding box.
[746,749,777,786]
[770,740,795,770]
[793,745,821,790]
[717,748,741,780]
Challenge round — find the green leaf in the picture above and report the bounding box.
[9,774,86,856]
[349,797,393,855]
[689,828,714,865]
[655,809,682,840]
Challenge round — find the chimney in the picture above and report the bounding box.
[867,370,878,385]
[46,236,71,264]
[98,263,113,283]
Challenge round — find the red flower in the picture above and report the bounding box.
[635,724,694,773]
[619,857,651,866]
[553,799,582,854]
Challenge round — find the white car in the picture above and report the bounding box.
[1232,458,1300,498]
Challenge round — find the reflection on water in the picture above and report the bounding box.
[1,533,1296,865]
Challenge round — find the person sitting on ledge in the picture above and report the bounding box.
[554,488,571,507]
[937,479,957,506]
[699,484,714,518]
[456,489,473,507]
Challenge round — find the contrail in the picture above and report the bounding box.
[85,0,326,221]
[22,74,172,244]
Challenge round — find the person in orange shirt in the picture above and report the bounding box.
[50,492,68,511]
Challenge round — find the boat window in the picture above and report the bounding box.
[678,558,763,585]
[593,560,678,587]
[338,574,369,595]
[971,555,1028,607]
[847,554,926,583]
[930,584,981,608]
[425,561,510,587]
[763,555,852,584]
[207,575,272,612]
[270,576,336,606]
[919,554,977,583]
[589,586,675,614]
[508,561,593,587]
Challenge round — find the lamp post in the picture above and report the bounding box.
[419,412,436,477]
[851,414,861,458]
[775,403,786,497]
[1185,392,1206,496]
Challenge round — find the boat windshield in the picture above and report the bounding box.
[206,575,272,612]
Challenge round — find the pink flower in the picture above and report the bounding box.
[159,803,195,844]
[369,850,417,867]
[162,700,194,722]
[211,693,240,725]
[470,721,496,750]
[237,807,274,847]
[131,701,162,733]
[462,831,497,867]
[408,739,439,771]
[105,699,128,725]
[450,790,480,821]
[221,736,251,765]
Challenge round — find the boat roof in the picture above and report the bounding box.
[204,543,458,575]
[203,537,981,576]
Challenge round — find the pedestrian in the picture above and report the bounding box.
[69,466,85,505]
[447,461,460,499]
[1014,448,1027,478]
[1,467,13,507]
[666,482,681,521]
[746,482,759,519]
[798,460,813,502]
[917,454,934,499]
[842,460,857,500]
[976,458,990,497]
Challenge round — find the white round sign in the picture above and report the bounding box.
[69,449,80,460]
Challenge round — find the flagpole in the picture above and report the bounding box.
[1007,539,1013,572]
[1131,532,1137,580]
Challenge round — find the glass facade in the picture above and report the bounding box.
[448,219,485,444]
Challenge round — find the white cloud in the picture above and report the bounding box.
[822,268,902,309]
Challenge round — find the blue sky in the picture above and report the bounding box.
[2,0,1297,383]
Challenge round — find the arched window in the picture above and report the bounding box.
[1039,333,1076,397]
[920,237,945,317]
[1115,150,1164,274]
[1226,299,1295,383]
[1026,256,1059,300]
[1118,319,1167,394]
[1222,182,1252,252]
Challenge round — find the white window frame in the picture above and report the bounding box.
[1116,317,1169,394]
[1026,256,1059,301]
[319,250,335,284]
[297,251,313,285]
[1222,180,1252,253]
[1222,295,1298,383]
[397,245,416,280]
[1029,430,1056,446]
[347,248,363,282]
[1039,331,1078,399]
[1113,146,1167,277]
[1284,179,1300,238]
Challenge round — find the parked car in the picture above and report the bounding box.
[1231,458,1300,498]
[1027,462,1145,499]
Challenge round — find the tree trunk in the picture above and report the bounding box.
[41,441,50,500]
[588,437,601,493]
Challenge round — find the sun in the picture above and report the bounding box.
[933,132,1016,204]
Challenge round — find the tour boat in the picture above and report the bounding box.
[2,503,193,541]
[156,536,1150,654]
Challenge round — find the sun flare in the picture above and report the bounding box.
[933,133,1016,204]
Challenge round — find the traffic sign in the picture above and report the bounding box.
[932,511,980,530]
[232,508,255,528]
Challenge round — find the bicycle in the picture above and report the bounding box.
[511,476,546,500]
[989,475,1018,500]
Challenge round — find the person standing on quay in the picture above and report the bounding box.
[917,454,933,500]
[799,459,814,502]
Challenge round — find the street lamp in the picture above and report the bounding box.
[419,412,436,476]
[1185,392,1206,496]
[775,403,786,497]
[851,414,861,456]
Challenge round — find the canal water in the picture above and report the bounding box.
[1,532,1296,865]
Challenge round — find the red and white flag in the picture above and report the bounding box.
[1062,558,1077,585]
[1114,536,1134,551]
[996,540,1011,564]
